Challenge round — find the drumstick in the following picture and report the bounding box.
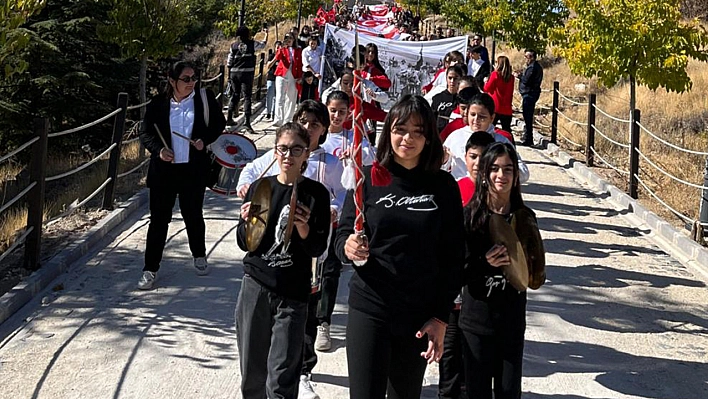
[154,123,170,149]
[256,155,279,180]
[171,130,196,145]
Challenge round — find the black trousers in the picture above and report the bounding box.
[461,328,525,399]
[316,230,342,325]
[521,93,540,144]
[302,229,342,374]
[236,275,308,399]
[302,290,319,375]
[347,307,428,399]
[494,114,513,136]
[144,165,206,273]
[439,309,467,399]
[229,70,254,116]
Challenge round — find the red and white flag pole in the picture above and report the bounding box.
[352,25,368,265]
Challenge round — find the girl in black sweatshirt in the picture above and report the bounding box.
[461,142,544,399]
[335,95,466,399]
[235,122,331,399]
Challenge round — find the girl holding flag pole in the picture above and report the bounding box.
[335,31,466,398]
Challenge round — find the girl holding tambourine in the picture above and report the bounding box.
[235,122,331,399]
[461,142,545,399]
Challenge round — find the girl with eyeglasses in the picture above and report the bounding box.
[236,101,346,397]
[236,122,331,399]
[335,95,466,399]
[137,61,226,290]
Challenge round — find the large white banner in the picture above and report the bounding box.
[322,24,468,104]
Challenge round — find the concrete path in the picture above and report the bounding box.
[0,114,707,399]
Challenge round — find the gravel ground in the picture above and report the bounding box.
[0,114,706,399]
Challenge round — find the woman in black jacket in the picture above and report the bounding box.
[138,61,226,290]
[335,95,466,399]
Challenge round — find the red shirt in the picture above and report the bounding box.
[274,47,303,79]
[484,71,515,116]
[364,64,391,90]
[457,176,476,207]
[495,128,515,145]
[440,118,466,142]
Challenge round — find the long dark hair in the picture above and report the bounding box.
[465,142,524,232]
[376,95,444,172]
[365,43,388,78]
[164,61,197,100]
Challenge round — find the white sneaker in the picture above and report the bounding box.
[194,257,209,276]
[137,271,156,290]
[298,374,320,399]
[314,322,331,351]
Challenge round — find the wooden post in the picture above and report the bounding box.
[218,65,226,108]
[586,93,596,167]
[551,81,559,145]
[256,53,265,101]
[102,93,128,210]
[24,118,49,271]
[629,109,641,199]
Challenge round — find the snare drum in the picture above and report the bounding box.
[208,133,258,195]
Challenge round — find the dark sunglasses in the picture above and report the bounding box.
[177,76,199,83]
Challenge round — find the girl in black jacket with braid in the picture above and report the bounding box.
[335,95,466,399]
[138,61,226,290]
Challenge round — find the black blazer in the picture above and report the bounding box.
[139,89,226,188]
[474,60,491,90]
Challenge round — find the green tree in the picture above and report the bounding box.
[442,0,567,50]
[552,0,708,117]
[1,0,46,78]
[98,0,190,107]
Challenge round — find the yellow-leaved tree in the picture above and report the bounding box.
[552,0,708,120]
[1,0,46,78]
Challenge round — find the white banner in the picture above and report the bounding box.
[322,24,468,104]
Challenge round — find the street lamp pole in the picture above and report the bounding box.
[239,0,246,27]
[297,0,303,32]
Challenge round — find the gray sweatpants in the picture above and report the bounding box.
[235,274,308,399]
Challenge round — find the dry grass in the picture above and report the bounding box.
[0,138,148,257]
[522,48,708,232]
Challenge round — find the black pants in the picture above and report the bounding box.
[236,275,308,399]
[302,290,319,374]
[347,307,428,399]
[144,166,206,273]
[316,231,342,325]
[439,309,467,399]
[521,93,540,144]
[494,114,513,135]
[229,70,254,116]
[461,328,525,399]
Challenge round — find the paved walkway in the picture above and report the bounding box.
[1,115,707,399]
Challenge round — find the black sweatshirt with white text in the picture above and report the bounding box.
[237,175,331,302]
[335,162,466,334]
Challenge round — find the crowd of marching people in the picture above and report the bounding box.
[138,1,547,399]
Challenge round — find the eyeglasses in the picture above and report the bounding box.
[275,145,307,156]
[177,76,199,83]
[392,127,425,140]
